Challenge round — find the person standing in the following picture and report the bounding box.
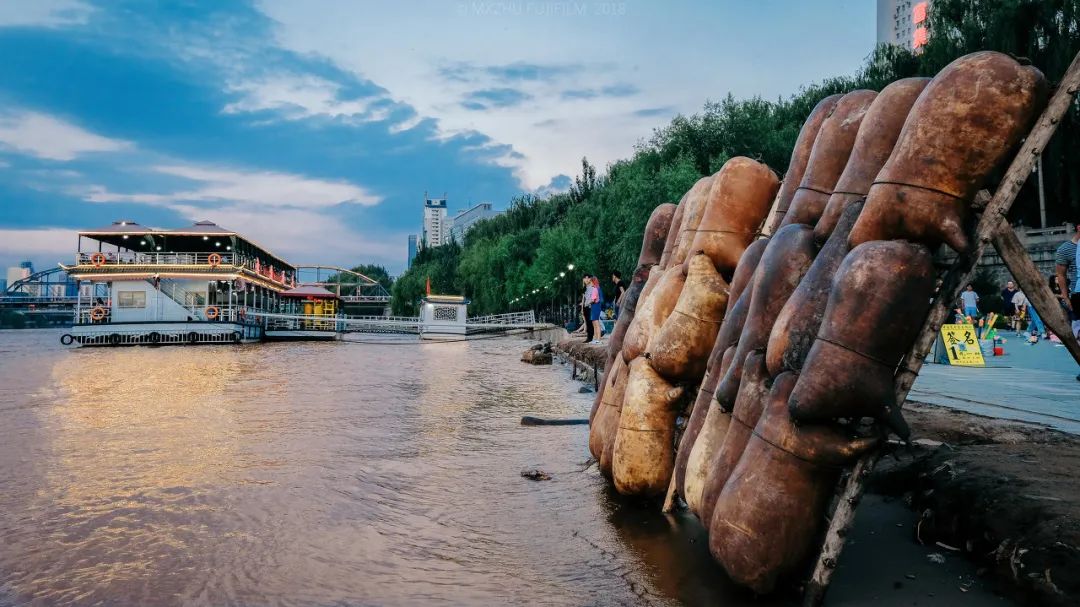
[581,275,594,343]
[1001,280,1018,322]
[611,271,626,320]
[959,284,980,321]
[1055,221,1079,340]
[590,276,604,344]
[1011,289,1028,336]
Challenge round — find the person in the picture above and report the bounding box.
[1054,221,1080,381]
[1011,289,1027,335]
[959,284,980,321]
[1055,220,1079,339]
[590,276,604,344]
[1001,280,1018,321]
[611,271,626,319]
[581,275,594,343]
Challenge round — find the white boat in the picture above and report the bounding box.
[59,220,298,346]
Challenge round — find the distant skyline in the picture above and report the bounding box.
[0,0,875,273]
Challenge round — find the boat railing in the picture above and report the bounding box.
[74,303,252,325]
[76,251,238,266]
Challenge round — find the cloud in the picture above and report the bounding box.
[85,164,382,208]
[0,228,75,268]
[460,88,531,110]
[560,83,639,101]
[533,174,572,198]
[632,106,675,118]
[441,61,584,83]
[167,204,406,267]
[0,0,94,28]
[0,112,132,161]
[222,73,392,122]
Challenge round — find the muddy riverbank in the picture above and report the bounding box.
[551,338,1076,605]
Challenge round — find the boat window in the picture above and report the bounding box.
[117,291,147,308]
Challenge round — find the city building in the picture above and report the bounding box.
[877,0,930,51]
[0,278,7,293]
[407,234,418,268]
[449,202,501,243]
[422,195,449,247]
[6,261,32,292]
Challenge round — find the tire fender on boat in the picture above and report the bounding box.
[60,334,74,346]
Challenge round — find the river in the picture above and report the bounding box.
[0,329,743,606]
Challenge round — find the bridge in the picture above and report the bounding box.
[249,310,547,337]
[0,267,79,325]
[294,265,391,306]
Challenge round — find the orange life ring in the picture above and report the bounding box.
[205,306,220,320]
[90,252,106,267]
[207,253,222,268]
[90,306,106,321]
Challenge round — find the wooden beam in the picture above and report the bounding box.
[992,222,1080,364]
[803,49,1080,607]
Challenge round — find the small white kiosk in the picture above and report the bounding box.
[419,294,469,340]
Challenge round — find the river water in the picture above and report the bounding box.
[0,329,744,606]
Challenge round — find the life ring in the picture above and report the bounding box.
[90,306,107,321]
[232,331,242,344]
[207,253,222,268]
[188,331,199,344]
[60,334,74,346]
[148,332,161,344]
[109,333,121,346]
[205,306,219,320]
[90,252,106,267]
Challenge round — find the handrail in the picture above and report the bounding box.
[72,252,296,286]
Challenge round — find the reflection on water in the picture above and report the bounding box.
[0,330,753,606]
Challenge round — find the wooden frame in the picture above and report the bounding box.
[803,50,1080,606]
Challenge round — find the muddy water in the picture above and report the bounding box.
[0,330,752,606]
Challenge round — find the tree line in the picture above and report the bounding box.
[390,0,1080,317]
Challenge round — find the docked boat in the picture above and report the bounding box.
[60,220,296,346]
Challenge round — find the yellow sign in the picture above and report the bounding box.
[940,323,985,366]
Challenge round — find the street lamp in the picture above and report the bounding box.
[560,271,565,277]
[567,263,574,271]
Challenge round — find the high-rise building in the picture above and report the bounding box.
[877,0,930,51]
[449,202,501,243]
[423,195,449,247]
[6,261,32,289]
[0,278,7,293]
[407,234,418,267]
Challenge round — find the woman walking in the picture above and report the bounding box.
[590,276,604,345]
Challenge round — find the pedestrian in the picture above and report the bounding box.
[1011,289,1027,336]
[959,284,980,321]
[590,276,604,344]
[1054,220,1080,381]
[581,275,594,343]
[1055,220,1079,339]
[1001,280,1018,322]
[611,271,626,319]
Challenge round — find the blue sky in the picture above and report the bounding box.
[0,0,874,274]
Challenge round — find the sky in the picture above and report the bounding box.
[0,0,875,275]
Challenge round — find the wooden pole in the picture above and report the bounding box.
[803,50,1080,607]
[991,224,1080,364]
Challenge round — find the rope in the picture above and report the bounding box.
[814,334,901,370]
[870,180,964,200]
[672,308,723,325]
[830,191,867,198]
[750,428,844,470]
[795,185,833,196]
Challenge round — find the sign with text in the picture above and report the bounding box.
[940,323,986,366]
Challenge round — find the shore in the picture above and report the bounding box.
[552,338,1079,606]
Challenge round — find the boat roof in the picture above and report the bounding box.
[281,285,338,299]
[78,220,293,270]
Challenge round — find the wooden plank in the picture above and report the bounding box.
[803,49,1080,607]
[991,223,1080,364]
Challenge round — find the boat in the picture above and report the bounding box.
[60,220,296,346]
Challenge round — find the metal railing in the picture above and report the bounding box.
[74,303,248,325]
[73,252,296,286]
[466,311,537,326]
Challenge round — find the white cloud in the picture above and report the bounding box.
[85,163,381,208]
[254,0,876,190]
[0,112,132,161]
[223,74,390,122]
[0,228,76,268]
[168,204,405,268]
[0,0,94,28]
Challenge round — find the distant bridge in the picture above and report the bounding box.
[293,265,391,305]
[0,267,79,323]
[248,310,545,336]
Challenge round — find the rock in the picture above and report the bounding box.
[578,386,593,394]
[521,350,552,365]
[521,469,551,481]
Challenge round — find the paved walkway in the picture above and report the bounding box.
[910,336,1080,434]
